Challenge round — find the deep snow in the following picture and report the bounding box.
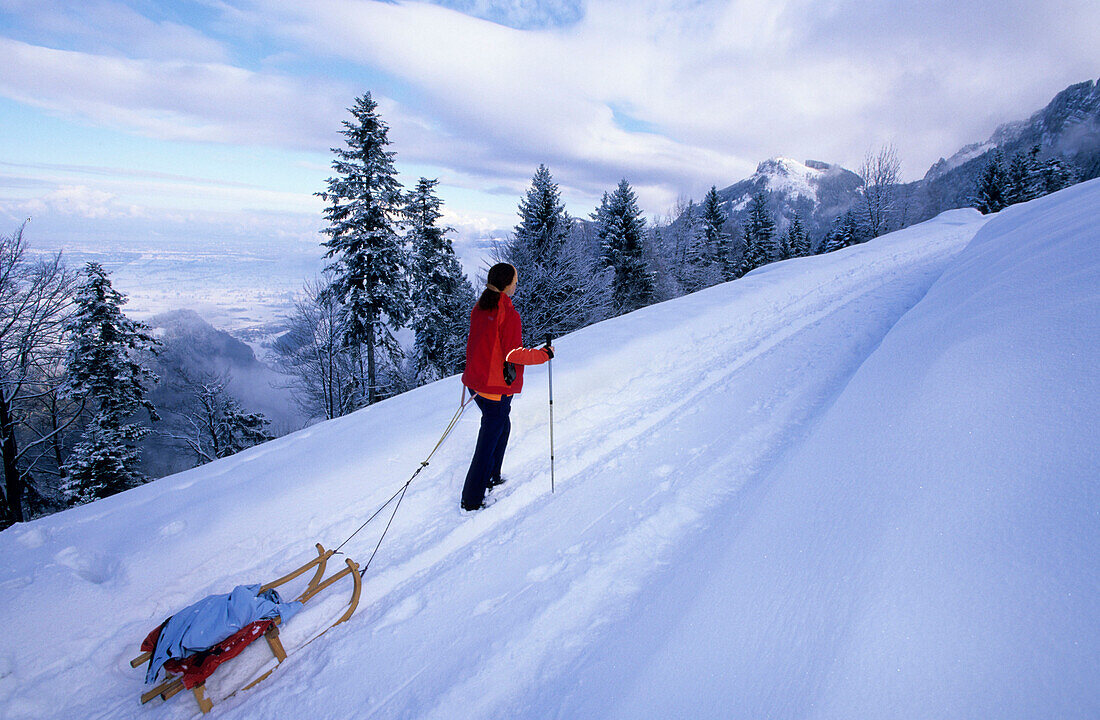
[1,180,1097,720]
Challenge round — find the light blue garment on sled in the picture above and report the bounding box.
[146,584,302,683]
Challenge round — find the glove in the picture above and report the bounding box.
[543,346,555,360]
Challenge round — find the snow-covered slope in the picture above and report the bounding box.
[560,178,1100,720]
[2,182,1097,719]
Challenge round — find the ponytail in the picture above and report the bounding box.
[477,263,516,311]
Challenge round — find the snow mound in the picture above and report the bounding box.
[570,179,1100,719]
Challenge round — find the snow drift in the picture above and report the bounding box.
[1,180,1097,719]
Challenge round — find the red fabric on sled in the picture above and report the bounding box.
[141,622,166,654]
[142,619,276,689]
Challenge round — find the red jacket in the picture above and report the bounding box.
[461,293,548,395]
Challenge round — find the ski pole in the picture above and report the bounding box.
[545,333,555,493]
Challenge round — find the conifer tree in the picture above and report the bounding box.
[823,211,861,252]
[776,224,792,261]
[594,179,655,315]
[974,149,1008,214]
[738,192,777,276]
[1006,148,1041,205]
[677,200,717,292]
[62,263,159,504]
[786,213,811,257]
[214,397,272,459]
[406,177,475,383]
[504,165,603,341]
[318,92,410,405]
[1040,156,1077,195]
[700,186,733,279]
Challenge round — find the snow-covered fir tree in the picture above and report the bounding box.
[318,92,410,406]
[213,396,271,460]
[645,222,685,303]
[406,177,475,383]
[700,186,734,280]
[677,200,718,292]
[61,263,159,504]
[1039,156,1077,195]
[1006,147,1043,205]
[738,192,777,275]
[594,179,655,315]
[785,213,811,257]
[823,211,862,253]
[777,228,792,261]
[504,165,604,342]
[974,149,1009,214]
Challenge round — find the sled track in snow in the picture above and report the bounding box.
[342,238,961,604]
[246,224,981,720]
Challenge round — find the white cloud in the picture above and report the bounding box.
[23,184,141,219]
[3,0,1096,227]
[0,37,350,151]
[0,0,230,62]
[245,0,1099,197]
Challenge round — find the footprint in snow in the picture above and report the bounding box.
[473,593,508,616]
[54,546,122,585]
[526,560,565,583]
[15,526,47,548]
[159,520,186,537]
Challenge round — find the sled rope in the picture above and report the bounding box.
[333,386,474,570]
[134,387,475,715]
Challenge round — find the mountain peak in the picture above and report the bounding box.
[708,156,862,237]
[754,157,821,178]
[749,157,833,204]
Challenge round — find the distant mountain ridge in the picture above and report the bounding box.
[931,78,1100,180]
[915,78,1100,217]
[692,77,1100,241]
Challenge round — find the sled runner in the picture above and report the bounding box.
[132,543,361,714]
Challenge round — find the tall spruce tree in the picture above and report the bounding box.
[823,211,861,253]
[212,395,271,460]
[973,149,1009,214]
[61,263,159,504]
[785,213,811,257]
[777,227,792,261]
[679,200,716,292]
[700,186,734,279]
[1040,156,1077,195]
[406,177,475,383]
[504,165,602,341]
[594,179,655,315]
[318,92,410,406]
[738,192,777,276]
[1006,147,1042,205]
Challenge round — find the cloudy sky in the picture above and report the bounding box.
[0,0,1096,257]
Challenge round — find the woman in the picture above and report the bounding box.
[460,263,554,511]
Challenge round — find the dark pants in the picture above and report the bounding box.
[462,393,512,508]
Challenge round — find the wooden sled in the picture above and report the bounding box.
[133,543,362,714]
